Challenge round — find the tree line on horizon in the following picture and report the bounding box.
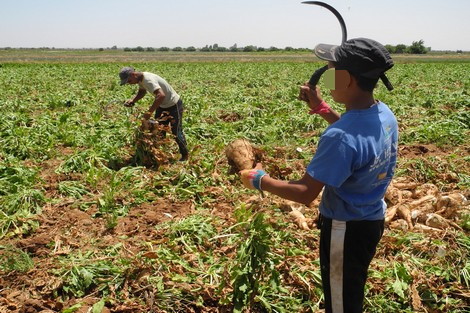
[114,40,456,54]
[1,40,466,54]
[385,40,430,54]
[120,43,310,53]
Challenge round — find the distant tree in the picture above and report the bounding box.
[229,44,238,52]
[172,46,183,51]
[407,40,427,54]
[98,48,104,51]
[213,43,219,50]
[257,47,265,52]
[285,46,294,51]
[457,50,463,54]
[200,45,211,52]
[146,47,155,52]
[185,46,196,52]
[158,47,170,51]
[268,46,280,51]
[384,44,396,53]
[111,45,117,50]
[124,47,132,52]
[215,46,227,52]
[243,45,257,52]
[134,46,144,52]
[395,44,407,54]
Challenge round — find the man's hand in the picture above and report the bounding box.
[140,111,153,130]
[299,83,324,110]
[240,163,267,190]
[142,111,152,120]
[124,99,135,107]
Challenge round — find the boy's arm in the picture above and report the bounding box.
[300,84,340,124]
[240,165,324,206]
[312,102,341,124]
[261,173,324,206]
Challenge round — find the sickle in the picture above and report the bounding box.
[302,1,348,44]
[302,1,348,85]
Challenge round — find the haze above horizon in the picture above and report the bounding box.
[2,0,469,51]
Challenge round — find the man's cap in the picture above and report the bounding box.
[119,66,135,85]
[314,38,394,91]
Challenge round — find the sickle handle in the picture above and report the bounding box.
[308,65,328,86]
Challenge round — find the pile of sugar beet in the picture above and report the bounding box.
[226,139,469,232]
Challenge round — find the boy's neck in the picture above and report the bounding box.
[344,92,376,111]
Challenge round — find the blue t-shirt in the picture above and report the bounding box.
[306,101,398,221]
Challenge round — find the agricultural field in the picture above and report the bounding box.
[0,52,469,312]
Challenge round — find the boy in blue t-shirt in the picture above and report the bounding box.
[240,38,398,313]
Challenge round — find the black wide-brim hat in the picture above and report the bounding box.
[314,38,394,91]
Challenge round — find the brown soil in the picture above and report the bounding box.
[1,144,468,312]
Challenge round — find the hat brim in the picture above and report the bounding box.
[314,43,339,62]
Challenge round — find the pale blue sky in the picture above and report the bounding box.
[1,0,469,51]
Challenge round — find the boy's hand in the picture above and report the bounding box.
[240,163,267,190]
[299,83,323,110]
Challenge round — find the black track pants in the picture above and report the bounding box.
[320,217,384,313]
[154,99,188,157]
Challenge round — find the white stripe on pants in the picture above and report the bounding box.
[330,219,346,313]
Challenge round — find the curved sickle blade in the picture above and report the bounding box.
[302,1,347,44]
